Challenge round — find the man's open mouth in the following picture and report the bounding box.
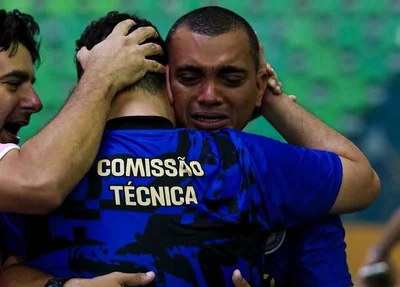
[191,113,229,131]
[193,116,226,123]
[4,122,22,135]
[2,122,27,144]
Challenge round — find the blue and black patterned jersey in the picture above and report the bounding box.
[262,216,352,287]
[0,116,342,286]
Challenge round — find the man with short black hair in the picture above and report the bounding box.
[0,9,165,214]
[165,6,379,286]
[0,8,166,287]
[166,6,265,130]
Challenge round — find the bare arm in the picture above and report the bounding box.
[366,207,400,264]
[0,263,155,287]
[0,261,250,287]
[257,37,379,213]
[0,263,51,287]
[261,93,380,214]
[0,20,165,214]
[0,72,113,214]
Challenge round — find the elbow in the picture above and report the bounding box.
[36,190,64,215]
[34,185,65,215]
[359,169,381,211]
[371,170,381,200]
[20,176,65,215]
[332,160,381,214]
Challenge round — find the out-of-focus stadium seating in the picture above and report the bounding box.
[3,0,396,139]
[4,0,400,221]
[3,0,400,281]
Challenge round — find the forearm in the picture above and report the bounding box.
[375,207,400,255]
[0,264,51,287]
[262,95,363,162]
[262,94,379,213]
[11,71,115,212]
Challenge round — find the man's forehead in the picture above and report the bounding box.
[168,28,253,69]
[0,44,35,78]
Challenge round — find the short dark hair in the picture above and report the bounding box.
[0,9,41,66]
[75,11,167,94]
[166,6,259,70]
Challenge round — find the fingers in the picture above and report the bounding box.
[139,42,164,57]
[267,78,282,95]
[265,62,282,95]
[266,63,276,77]
[145,59,166,73]
[232,270,251,287]
[127,26,159,44]
[109,19,136,37]
[110,271,156,286]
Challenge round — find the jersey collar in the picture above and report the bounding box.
[105,116,174,130]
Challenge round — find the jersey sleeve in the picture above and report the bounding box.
[238,131,343,228]
[288,216,353,287]
[0,143,19,161]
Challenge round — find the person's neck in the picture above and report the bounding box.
[108,89,176,126]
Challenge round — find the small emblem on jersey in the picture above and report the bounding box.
[263,273,275,287]
[264,229,286,255]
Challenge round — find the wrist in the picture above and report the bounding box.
[63,278,81,287]
[260,94,287,120]
[81,68,116,102]
[45,277,72,287]
[370,244,389,261]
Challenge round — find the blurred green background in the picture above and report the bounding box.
[3,0,400,225]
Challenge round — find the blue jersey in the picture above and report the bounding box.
[0,116,342,286]
[0,234,9,268]
[262,216,353,287]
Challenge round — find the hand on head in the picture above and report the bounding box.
[76,19,165,94]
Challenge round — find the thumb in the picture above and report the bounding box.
[2,255,24,267]
[232,269,251,287]
[114,271,156,286]
[76,46,90,69]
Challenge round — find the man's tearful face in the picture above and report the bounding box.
[167,28,264,132]
[0,43,42,144]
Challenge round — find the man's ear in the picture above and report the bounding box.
[165,65,174,104]
[255,70,268,107]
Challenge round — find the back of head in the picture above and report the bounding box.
[166,6,259,70]
[75,11,167,94]
[0,9,41,66]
